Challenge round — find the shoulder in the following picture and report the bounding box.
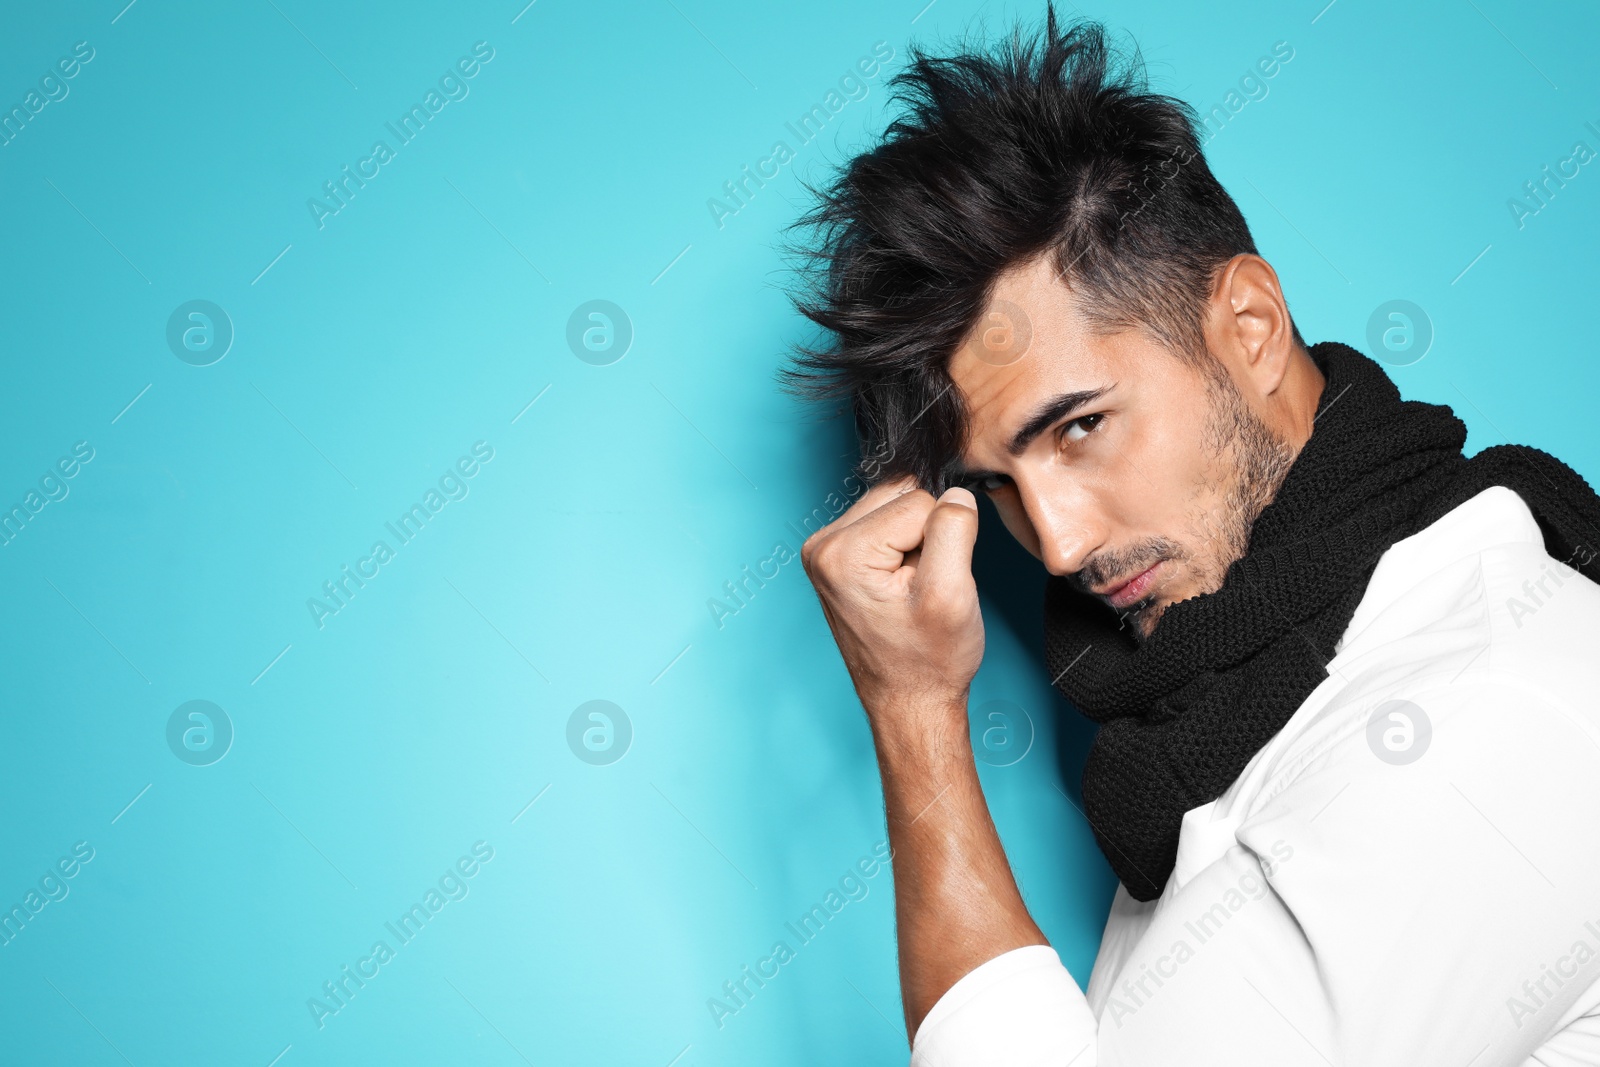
[1238,484,1600,844]
[1228,482,1600,961]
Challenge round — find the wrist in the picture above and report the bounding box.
[866,691,972,770]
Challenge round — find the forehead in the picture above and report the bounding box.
[948,257,1108,441]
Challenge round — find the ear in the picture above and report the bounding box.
[1205,254,1295,399]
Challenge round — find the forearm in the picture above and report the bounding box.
[871,695,1051,1043]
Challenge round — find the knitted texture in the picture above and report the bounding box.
[1043,340,1600,901]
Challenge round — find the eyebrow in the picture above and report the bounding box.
[952,386,1111,482]
[1006,387,1110,456]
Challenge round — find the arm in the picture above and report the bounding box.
[800,477,1052,1037]
[870,690,1049,1038]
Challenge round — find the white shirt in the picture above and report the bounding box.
[910,486,1600,1066]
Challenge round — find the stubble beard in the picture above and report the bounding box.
[1173,366,1296,612]
[1123,364,1298,640]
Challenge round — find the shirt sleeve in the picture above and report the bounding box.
[909,944,1096,1067]
[906,843,1337,1067]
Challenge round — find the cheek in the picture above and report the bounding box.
[1121,402,1219,519]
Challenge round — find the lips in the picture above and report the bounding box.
[1099,562,1162,612]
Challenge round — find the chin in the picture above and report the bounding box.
[1131,611,1163,641]
[1116,595,1167,639]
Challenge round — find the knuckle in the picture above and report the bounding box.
[894,491,937,522]
[918,584,956,616]
[800,530,822,568]
[805,535,842,577]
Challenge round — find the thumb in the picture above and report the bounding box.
[914,486,980,598]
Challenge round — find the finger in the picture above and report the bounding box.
[832,473,920,533]
[839,485,939,570]
[804,473,920,573]
[913,486,980,598]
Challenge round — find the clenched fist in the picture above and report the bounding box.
[800,475,984,737]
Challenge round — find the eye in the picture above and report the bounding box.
[1060,412,1105,445]
[963,472,1011,494]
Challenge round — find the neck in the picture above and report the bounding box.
[1278,343,1329,454]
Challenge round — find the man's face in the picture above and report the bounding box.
[948,254,1295,638]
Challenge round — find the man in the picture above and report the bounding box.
[786,8,1600,1064]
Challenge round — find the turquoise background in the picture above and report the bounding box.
[1,0,1596,1063]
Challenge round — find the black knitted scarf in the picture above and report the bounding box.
[1043,340,1600,901]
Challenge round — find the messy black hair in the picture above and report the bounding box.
[781,5,1303,495]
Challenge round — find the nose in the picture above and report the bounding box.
[1014,472,1103,578]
